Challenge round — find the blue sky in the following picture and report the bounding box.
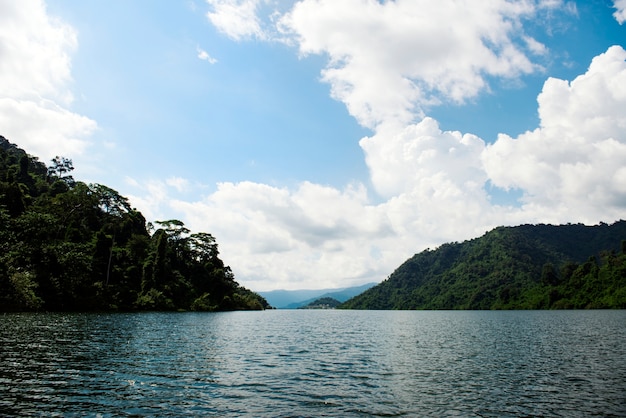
[48,0,372,190]
[1,0,626,291]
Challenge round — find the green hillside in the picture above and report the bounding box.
[341,222,626,310]
[299,297,341,309]
[0,136,269,312]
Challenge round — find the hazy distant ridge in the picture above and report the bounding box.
[259,282,377,309]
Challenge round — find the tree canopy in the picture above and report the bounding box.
[0,135,269,312]
[341,222,626,310]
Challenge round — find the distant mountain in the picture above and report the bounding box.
[299,297,341,309]
[259,282,377,309]
[341,222,626,310]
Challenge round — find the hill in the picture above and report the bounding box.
[0,135,269,312]
[340,222,626,310]
[298,297,341,309]
[259,282,376,309]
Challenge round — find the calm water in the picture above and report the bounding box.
[1,310,625,417]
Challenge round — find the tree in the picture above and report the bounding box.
[189,232,219,263]
[541,263,559,286]
[0,136,266,312]
[47,156,75,187]
[89,183,132,216]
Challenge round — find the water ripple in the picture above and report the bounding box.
[1,310,626,416]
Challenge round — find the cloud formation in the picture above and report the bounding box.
[614,0,626,24]
[0,0,96,161]
[483,45,626,222]
[205,0,265,40]
[185,0,626,290]
[153,43,625,290]
[4,1,625,291]
[126,178,398,290]
[278,0,549,129]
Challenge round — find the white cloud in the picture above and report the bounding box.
[0,97,95,161]
[166,176,191,193]
[614,0,626,24]
[483,45,626,222]
[124,178,172,223]
[125,119,513,290]
[0,0,75,102]
[126,178,399,290]
[278,0,544,129]
[0,0,96,160]
[171,1,626,290]
[124,45,626,291]
[4,1,618,292]
[205,0,265,40]
[197,47,218,64]
[524,35,548,55]
[360,118,487,199]
[205,0,557,129]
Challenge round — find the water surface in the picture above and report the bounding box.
[1,310,625,416]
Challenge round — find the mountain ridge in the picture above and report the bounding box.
[341,222,626,310]
[259,282,377,309]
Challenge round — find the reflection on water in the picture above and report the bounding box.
[1,310,625,416]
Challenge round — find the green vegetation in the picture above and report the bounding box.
[299,297,341,309]
[0,136,269,312]
[341,222,626,310]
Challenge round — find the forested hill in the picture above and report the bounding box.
[0,136,269,312]
[341,222,626,310]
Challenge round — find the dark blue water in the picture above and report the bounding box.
[1,310,625,417]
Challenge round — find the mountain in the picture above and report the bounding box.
[259,282,377,309]
[341,222,626,310]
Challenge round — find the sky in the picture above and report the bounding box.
[1,0,626,291]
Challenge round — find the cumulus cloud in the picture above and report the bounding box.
[179,0,626,290]
[483,45,626,222]
[614,0,626,24]
[277,0,548,129]
[0,0,74,101]
[360,118,487,199]
[158,0,626,291]
[0,0,96,161]
[9,0,624,293]
[0,98,95,160]
[126,114,522,290]
[127,142,523,291]
[124,178,398,290]
[156,44,625,290]
[205,0,266,40]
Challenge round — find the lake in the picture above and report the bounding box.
[1,310,625,417]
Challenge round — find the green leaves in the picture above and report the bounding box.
[342,222,626,310]
[0,136,268,312]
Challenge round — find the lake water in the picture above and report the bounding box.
[1,310,625,417]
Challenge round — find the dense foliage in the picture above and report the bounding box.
[0,136,269,311]
[298,297,341,309]
[341,222,626,310]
